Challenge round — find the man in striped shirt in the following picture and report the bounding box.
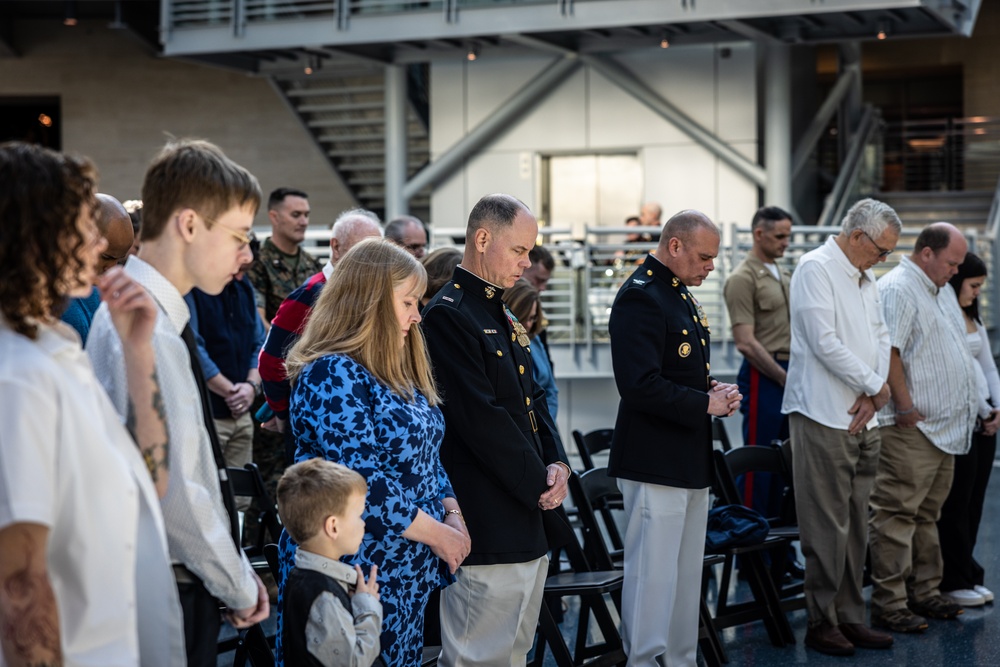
[257,209,382,437]
[870,222,979,633]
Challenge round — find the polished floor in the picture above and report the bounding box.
[703,463,1000,667]
[220,458,1000,666]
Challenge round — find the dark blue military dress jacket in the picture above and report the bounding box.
[607,254,714,490]
[423,266,563,566]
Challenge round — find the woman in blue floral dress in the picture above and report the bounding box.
[276,239,471,667]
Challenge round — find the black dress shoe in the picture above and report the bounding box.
[787,560,806,580]
[839,623,893,649]
[805,622,855,656]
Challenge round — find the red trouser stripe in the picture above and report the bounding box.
[742,365,760,507]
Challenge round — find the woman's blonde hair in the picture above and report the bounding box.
[286,238,440,405]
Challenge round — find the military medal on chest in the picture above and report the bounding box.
[513,321,530,347]
[691,294,711,333]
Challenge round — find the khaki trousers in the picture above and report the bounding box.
[438,556,549,667]
[214,411,254,511]
[790,413,880,626]
[869,425,954,612]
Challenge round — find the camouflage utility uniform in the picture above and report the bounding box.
[246,237,323,502]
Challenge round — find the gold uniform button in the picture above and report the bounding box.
[693,316,698,323]
[682,294,687,300]
[519,365,525,375]
[525,397,531,406]
[646,270,653,276]
[496,350,503,357]
[706,363,711,370]
[701,338,706,346]
[511,333,516,342]
[682,329,688,335]
[454,283,460,289]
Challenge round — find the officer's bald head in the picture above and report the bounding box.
[659,210,718,249]
[465,194,529,244]
[95,193,134,273]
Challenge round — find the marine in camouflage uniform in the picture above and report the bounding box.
[247,236,322,501]
[248,236,324,323]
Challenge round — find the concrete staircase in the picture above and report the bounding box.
[271,66,431,223]
[877,190,993,234]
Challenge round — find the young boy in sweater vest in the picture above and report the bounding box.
[277,458,383,666]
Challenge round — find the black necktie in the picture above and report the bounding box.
[181,323,241,548]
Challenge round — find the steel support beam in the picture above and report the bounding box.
[764,43,792,208]
[792,64,858,177]
[581,54,767,188]
[401,55,581,201]
[838,42,863,161]
[385,64,409,218]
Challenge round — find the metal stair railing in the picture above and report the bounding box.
[817,105,883,228]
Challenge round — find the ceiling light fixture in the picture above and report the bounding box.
[876,21,888,40]
[467,44,479,61]
[63,1,78,26]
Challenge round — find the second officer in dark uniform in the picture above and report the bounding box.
[608,210,741,666]
[422,193,570,667]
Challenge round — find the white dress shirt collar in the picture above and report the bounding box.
[124,256,190,334]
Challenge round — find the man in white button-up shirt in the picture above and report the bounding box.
[782,198,899,656]
[88,139,270,666]
[868,223,978,631]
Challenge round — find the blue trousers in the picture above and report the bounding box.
[736,358,790,520]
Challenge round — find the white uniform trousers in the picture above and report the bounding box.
[438,556,549,667]
[619,480,709,667]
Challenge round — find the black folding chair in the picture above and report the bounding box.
[707,449,796,647]
[715,444,805,608]
[531,510,626,667]
[220,463,283,667]
[567,470,726,667]
[571,429,614,471]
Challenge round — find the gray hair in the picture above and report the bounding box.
[840,198,901,238]
[331,208,382,242]
[385,215,424,244]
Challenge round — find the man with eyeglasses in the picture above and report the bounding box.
[385,214,429,259]
[781,198,899,656]
[868,222,978,632]
[88,139,270,666]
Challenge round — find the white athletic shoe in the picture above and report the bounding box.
[942,589,986,607]
[974,585,994,603]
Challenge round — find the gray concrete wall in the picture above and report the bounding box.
[429,44,760,233]
[0,19,357,230]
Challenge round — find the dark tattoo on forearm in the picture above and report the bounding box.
[0,528,62,665]
[131,369,170,483]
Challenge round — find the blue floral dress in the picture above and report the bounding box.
[276,354,453,667]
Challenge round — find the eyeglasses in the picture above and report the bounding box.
[861,230,892,258]
[195,211,253,249]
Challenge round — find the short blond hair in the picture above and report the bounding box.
[277,459,367,544]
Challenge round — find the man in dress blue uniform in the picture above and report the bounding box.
[422,193,571,667]
[609,210,741,666]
